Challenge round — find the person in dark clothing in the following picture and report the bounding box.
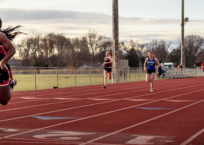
[180,63,183,71]
[102,51,113,89]
[158,66,162,77]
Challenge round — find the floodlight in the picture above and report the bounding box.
[184,17,189,22]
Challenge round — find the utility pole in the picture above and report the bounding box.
[113,0,119,83]
[181,0,185,67]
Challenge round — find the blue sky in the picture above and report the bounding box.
[0,0,203,42]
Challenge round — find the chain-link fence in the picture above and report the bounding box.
[10,66,204,92]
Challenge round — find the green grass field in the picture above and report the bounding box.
[12,72,151,92]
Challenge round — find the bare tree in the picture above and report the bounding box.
[72,37,91,67]
[54,34,71,67]
[95,36,113,63]
[145,40,172,62]
[185,35,204,67]
[86,30,103,62]
[18,30,200,69]
[169,35,204,68]
[169,48,181,67]
[17,32,43,66]
[64,38,75,67]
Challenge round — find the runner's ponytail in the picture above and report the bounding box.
[110,52,113,58]
[0,18,26,41]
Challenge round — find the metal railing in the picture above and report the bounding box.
[10,66,204,92]
[163,68,203,79]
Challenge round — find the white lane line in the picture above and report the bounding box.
[166,100,196,102]
[126,99,154,101]
[7,137,86,144]
[8,137,123,145]
[21,97,44,100]
[7,79,197,104]
[0,83,203,124]
[10,80,167,101]
[0,140,120,145]
[0,141,80,145]
[12,83,138,99]
[1,81,203,114]
[89,99,113,101]
[8,79,204,105]
[84,100,204,144]
[11,78,196,99]
[10,78,201,104]
[1,88,204,139]
[9,137,78,143]
[53,98,78,100]
[180,128,204,145]
[9,84,148,103]
[10,81,142,100]
[12,77,201,97]
[18,79,189,98]
[11,78,177,96]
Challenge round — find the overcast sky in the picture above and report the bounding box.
[0,0,203,43]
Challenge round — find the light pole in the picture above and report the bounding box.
[113,0,119,83]
[181,0,189,68]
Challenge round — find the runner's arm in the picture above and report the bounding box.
[144,58,148,71]
[0,33,16,63]
[155,58,161,68]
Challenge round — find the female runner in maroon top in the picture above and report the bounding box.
[0,18,25,105]
[102,51,113,89]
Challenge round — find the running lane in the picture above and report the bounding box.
[0,83,204,145]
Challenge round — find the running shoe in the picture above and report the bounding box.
[104,86,107,89]
[150,89,153,93]
[10,80,17,89]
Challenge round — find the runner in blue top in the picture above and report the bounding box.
[144,52,160,92]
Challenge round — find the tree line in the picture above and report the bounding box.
[15,30,204,68]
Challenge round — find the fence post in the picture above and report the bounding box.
[75,68,76,86]
[102,68,104,84]
[89,69,91,85]
[115,68,117,83]
[34,68,36,90]
[129,67,130,82]
[112,68,114,83]
[56,67,58,88]
[83,67,85,78]
[195,68,197,77]
[124,68,126,82]
[111,68,113,83]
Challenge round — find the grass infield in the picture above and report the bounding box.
[12,73,150,92]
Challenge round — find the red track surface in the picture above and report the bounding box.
[0,77,204,145]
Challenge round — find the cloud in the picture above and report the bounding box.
[0,8,181,24]
[0,8,204,42]
[0,8,111,23]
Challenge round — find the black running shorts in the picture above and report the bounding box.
[104,67,112,73]
[147,69,156,74]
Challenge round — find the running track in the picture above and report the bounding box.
[0,77,204,145]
